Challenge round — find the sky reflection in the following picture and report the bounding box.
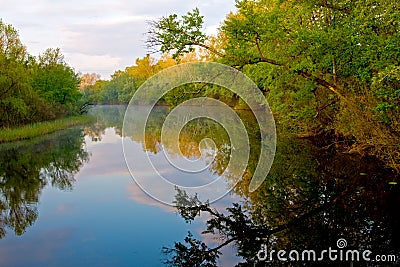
[0,125,241,266]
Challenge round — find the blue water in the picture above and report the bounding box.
[0,125,239,266]
[0,129,171,266]
[1,105,399,266]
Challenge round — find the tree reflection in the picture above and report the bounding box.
[85,105,127,141]
[84,106,399,265]
[163,136,400,266]
[0,128,89,238]
[122,105,258,178]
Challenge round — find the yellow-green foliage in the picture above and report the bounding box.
[0,116,94,143]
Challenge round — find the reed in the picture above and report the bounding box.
[0,116,94,143]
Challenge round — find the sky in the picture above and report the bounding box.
[0,0,236,79]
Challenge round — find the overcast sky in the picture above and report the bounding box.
[0,0,236,79]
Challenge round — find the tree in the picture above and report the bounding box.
[0,20,85,126]
[0,19,27,62]
[146,0,400,170]
[32,48,81,106]
[0,20,47,127]
[146,8,217,59]
[79,72,101,91]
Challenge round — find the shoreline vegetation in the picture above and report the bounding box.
[1,0,399,172]
[76,2,399,172]
[0,115,94,143]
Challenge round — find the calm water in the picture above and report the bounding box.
[0,105,242,267]
[0,105,399,266]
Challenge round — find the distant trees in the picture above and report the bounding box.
[79,72,101,90]
[0,20,83,128]
[80,53,201,105]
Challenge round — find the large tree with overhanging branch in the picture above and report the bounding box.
[147,0,400,171]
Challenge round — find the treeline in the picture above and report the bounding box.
[0,20,83,128]
[80,53,233,106]
[145,0,399,171]
[60,0,400,169]
[80,55,175,104]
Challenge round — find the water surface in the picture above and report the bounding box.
[0,105,398,266]
[0,106,240,266]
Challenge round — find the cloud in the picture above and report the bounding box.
[76,129,129,178]
[0,228,75,266]
[126,183,176,212]
[0,0,236,78]
[65,53,122,78]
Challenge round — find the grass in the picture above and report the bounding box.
[0,115,94,143]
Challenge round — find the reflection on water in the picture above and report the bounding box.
[0,105,399,266]
[88,106,400,265]
[164,129,400,265]
[234,135,399,265]
[122,104,255,203]
[0,128,89,238]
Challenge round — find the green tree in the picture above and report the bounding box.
[0,20,84,127]
[0,20,50,127]
[146,8,215,59]
[147,0,400,170]
[32,48,81,108]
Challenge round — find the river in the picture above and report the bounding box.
[0,105,398,266]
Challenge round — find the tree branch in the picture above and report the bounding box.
[0,74,16,99]
[206,237,236,253]
[147,15,345,98]
[299,70,344,97]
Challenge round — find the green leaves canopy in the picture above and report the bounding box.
[147,8,207,59]
[0,21,82,127]
[146,0,400,169]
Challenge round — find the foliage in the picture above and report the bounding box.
[147,8,208,59]
[80,55,170,105]
[0,20,83,128]
[80,53,234,106]
[0,115,93,143]
[32,48,81,107]
[146,0,400,170]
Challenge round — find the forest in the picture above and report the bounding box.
[82,0,399,172]
[1,0,399,169]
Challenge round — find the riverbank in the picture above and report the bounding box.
[0,115,94,143]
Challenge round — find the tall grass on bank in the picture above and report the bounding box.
[0,116,94,143]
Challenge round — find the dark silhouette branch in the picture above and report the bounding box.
[146,20,224,58]
[299,70,344,97]
[174,194,340,257]
[0,75,16,99]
